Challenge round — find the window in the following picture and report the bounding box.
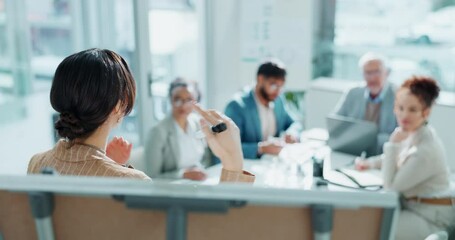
[0,0,144,175]
[149,0,204,120]
[26,0,77,93]
[0,0,7,59]
[333,0,455,92]
[0,0,12,93]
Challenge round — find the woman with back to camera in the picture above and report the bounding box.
[27,48,254,183]
[355,76,455,239]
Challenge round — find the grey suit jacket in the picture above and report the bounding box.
[143,114,208,178]
[333,83,398,155]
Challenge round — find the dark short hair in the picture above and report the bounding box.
[400,76,440,108]
[168,77,201,102]
[257,59,286,79]
[51,48,136,141]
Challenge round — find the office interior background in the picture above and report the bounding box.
[1,0,455,176]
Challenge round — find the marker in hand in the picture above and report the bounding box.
[194,122,227,139]
[191,102,228,139]
[211,122,227,133]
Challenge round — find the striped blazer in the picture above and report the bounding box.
[27,140,150,179]
[27,140,255,183]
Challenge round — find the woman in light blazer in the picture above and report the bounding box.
[144,79,210,180]
[356,76,455,239]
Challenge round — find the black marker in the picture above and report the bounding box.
[211,122,227,133]
[194,122,228,139]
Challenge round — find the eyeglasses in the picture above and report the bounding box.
[268,83,284,92]
[172,98,194,107]
[364,70,383,78]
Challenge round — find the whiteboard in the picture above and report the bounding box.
[239,0,313,90]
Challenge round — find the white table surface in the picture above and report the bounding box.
[163,141,383,192]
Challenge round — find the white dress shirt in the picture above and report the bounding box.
[174,119,205,169]
[254,93,277,141]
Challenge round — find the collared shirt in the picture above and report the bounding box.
[364,101,381,124]
[364,83,388,124]
[254,93,277,141]
[173,119,205,169]
[364,82,389,104]
[27,140,151,179]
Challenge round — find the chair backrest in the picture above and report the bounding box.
[0,190,391,240]
[0,190,167,240]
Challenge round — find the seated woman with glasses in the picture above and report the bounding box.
[144,78,211,180]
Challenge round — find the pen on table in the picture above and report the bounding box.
[348,151,367,167]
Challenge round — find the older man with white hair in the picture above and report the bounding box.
[333,52,397,155]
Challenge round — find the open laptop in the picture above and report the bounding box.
[326,115,378,156]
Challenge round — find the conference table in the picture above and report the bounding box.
[165,138,384,191]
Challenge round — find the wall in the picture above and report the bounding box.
[205,0,315,110]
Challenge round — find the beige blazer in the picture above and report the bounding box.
[27,140,151,179]
[374,125,450,197]
[28,140,255,183]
